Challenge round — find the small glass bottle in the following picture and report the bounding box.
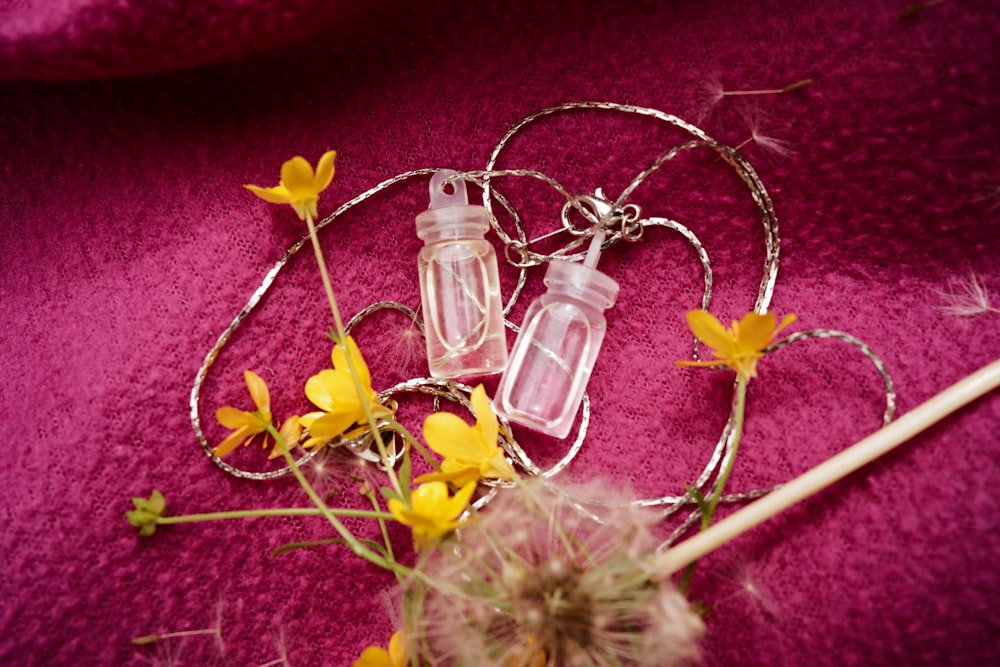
[494,259,619,438]
[416,169,508,378]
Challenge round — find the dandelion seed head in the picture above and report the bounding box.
[412,479,704,666]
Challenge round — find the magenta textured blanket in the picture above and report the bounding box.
[1,0,998,665]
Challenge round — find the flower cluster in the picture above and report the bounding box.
[128,152,803,666]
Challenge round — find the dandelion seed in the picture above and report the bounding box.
[388,317,426,376]
[303,444,374,490]
[936,273,999,317]
[137,640,182,667]
[703,78,726,107]
[749,127,796,158]
[132,627,221,646]
[410,479,704,666]
[719,79,812,97]
[697,77,810,122]
[709,77,813,106]
[713,557,784,622]
[733,129,796,159]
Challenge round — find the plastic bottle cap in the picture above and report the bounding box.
[415,169,489,241]
[544,260,619,309]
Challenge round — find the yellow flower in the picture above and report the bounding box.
[213,370,274,457]
[388,481,476,551]
[267,415,304,460]
[299,336,393,448]
[245,151,337,220]
[352,630,407,667]
[677,309,796,379]
[415,384,515,487]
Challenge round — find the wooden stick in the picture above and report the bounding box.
[655,358,1000,577]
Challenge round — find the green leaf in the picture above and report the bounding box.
[380,486,403,505]
[271,537,390,559]
[358,538,390,559]
[686,485,709,516]
[271,538,346,557]
[399,444,413,504]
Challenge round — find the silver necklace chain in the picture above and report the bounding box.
[189,102,895,545]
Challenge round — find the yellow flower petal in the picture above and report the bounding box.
[390,481,475,550]
[215,406,257,429]
[679,309,797,380]
[733,312,777,351]
[471,384,498,444]
[387,630,406,667]
[449,480,477,515]
[289,199,311,221]
[243,370,271,416]
[268,415,303,459]
[246,153,337,221]
[352,646,393,667]
[332,336,372,388]
[776,313,798,334]
[414,468,479,486]
[411,480,450,508]
[686,310,736,355]
[305,369,362,412]
[244,184,292,205]
[313,150,337,193]
[422,384,514,484]
[306,410,360,440]
[423,411,488,460]
[280,155,316,194]
[483,447,516,479]
[212,425,252,458]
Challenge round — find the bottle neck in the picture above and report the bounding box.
[420,225,486,245]
[544,283,613,311]
[542,260,619,311]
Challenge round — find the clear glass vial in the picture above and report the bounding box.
[494,259,619,438]
[416,169,508,378]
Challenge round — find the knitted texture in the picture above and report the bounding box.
[1,1,998,665]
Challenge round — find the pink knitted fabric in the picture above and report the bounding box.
[1,1,997,665]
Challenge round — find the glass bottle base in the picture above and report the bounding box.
[428,339,508,379]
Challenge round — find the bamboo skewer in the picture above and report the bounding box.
[656,358,1000,577]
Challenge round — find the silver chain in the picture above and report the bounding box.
[189,102,894,542]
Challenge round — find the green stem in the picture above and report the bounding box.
[156,507,393,525]
[303,211,401,496]
[303,211,346,336]
[382,420,441,473]
[266,423,411,578]
[366,488,397,579]
[706,374,748,520]
[680,373,748,594]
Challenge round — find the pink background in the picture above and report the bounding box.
[1,1,998,665]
